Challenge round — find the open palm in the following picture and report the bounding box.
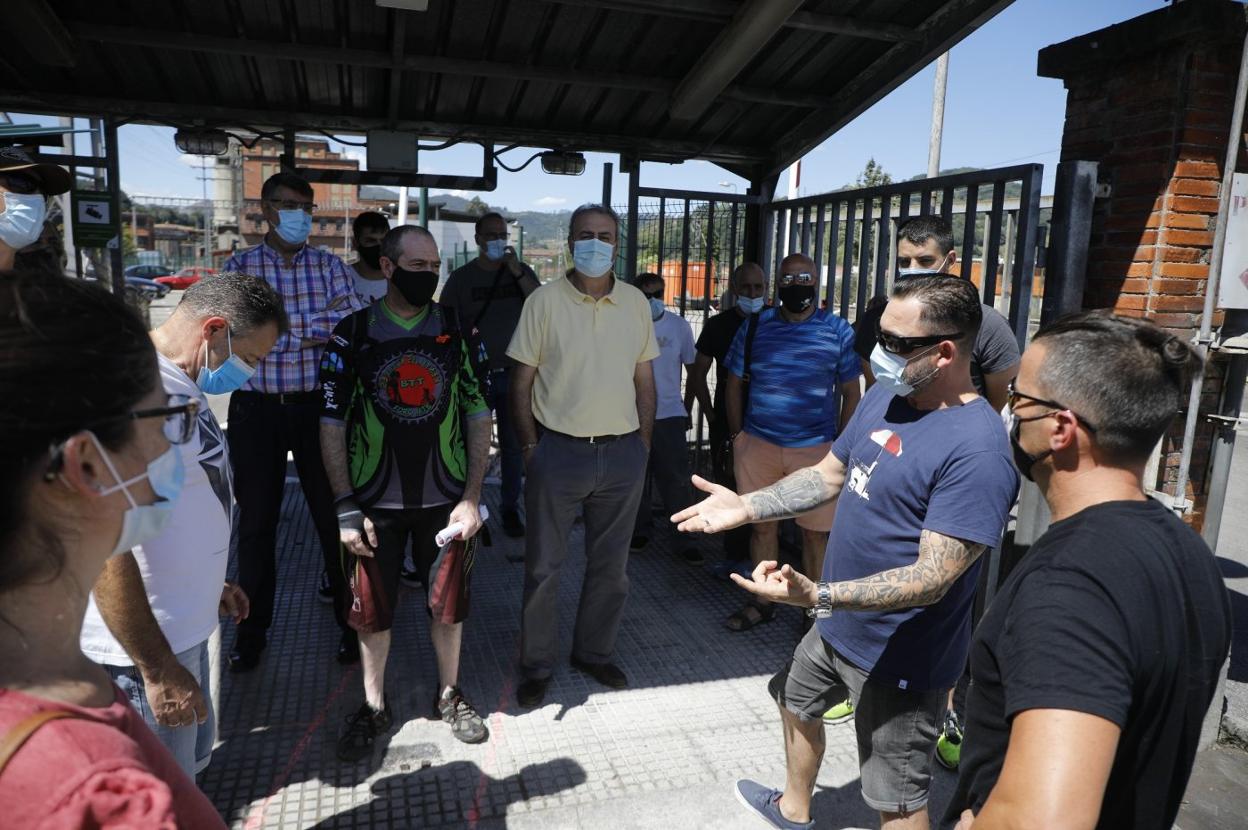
[672,475,751,533]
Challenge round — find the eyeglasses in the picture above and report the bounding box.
[1006,381,1097,433]
[0,172,41,195]
[777,272,815,287]
[875,322,965,355]
[93,394,201,445]
[265,199,316,213]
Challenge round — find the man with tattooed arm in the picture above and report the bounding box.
[674,275,1018,830]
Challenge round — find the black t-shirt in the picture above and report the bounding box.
[695,309,749,419]
[947,499,1231,830]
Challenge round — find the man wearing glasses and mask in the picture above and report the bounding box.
[0,145,70,272]
[674,275,1018,830]
[222,172,363,672]
[719,253,861,633]
[81,273,287,777]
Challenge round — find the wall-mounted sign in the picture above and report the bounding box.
[1218,173,1248,310]
[71,190,115,248]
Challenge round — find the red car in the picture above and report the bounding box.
[155,266,216,290]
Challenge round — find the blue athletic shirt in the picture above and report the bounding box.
[818,384,1019,692]
[723,307,860,447]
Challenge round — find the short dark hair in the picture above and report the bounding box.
[1033,311,1204,463]
[0,268,158,588]
[637,272,663,290]
[352,211,390,239]
[891,274,983,342]
[568,203,619,238]
[380,225,437,266]
[178,271,290,336]
[474,212,506,234]
[260,171,313,201]
[898,215,954,256]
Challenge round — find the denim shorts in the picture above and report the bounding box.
[107,638,216,778]
[769,626,945,814]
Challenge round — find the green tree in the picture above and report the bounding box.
[854,158,893,189]
[466,196,489,216]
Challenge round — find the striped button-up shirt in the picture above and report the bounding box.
[223,241,362,393]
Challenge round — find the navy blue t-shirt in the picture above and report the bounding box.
[818,384,1019,692]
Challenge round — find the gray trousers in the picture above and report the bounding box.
[633,416,691,535]
[520,430,648,679]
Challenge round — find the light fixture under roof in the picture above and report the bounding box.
[540,151,587,176]
[376,0,429,10]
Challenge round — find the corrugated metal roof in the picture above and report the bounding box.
[2,0,1017,180]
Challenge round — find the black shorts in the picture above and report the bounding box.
[353,504,455,630]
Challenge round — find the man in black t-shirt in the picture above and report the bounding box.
[688,262,767,564]
[946,311,1231,830]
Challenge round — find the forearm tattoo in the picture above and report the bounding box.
[828,530,986,611]
[744,468,833,522]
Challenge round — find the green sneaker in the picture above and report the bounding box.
[821,697,854,725]
[935,710,963,770]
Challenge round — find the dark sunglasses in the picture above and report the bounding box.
[643,291,664,300]
[1006,381,1098,433]
[0,171,42,195]
[875,322,965,355]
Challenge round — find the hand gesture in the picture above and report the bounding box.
[143,657,208,729]
[218,581,250,624]
[503,246,523,277]
[447,499,483,541]
[342,516,378,558]
[955,810,976,830]
[730,560,819,608]
[671,475,750,533]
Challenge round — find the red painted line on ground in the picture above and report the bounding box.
[242,666,358,830]
[466,651,519,828]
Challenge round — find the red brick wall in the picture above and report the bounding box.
[1053,27,1245,528]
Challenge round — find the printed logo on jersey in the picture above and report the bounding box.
[372,348,445,423]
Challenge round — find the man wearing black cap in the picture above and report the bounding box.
[0,146,71,272]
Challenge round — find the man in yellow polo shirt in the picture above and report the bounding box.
[507,203,659,708]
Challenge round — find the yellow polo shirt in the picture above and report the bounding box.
[507,275,660,436]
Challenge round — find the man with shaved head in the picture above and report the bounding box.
[720,253,861,632]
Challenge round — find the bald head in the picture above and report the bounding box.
[779,253,815,275]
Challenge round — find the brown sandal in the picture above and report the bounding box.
[726,600,776,632]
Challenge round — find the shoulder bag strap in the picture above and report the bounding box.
[0,710,82,776]
[740,312,760,414]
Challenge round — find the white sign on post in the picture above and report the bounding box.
[76,199,111,226]
[1218,172,1248,310]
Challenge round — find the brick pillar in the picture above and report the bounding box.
[1039,0,1247,529]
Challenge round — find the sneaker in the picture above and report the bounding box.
[679,546,705,566]
[400,561,422,589]
[336,697,392,762]
[733,779,814,829]
[935,710,963,770]
[501,509,525,538]
[317,570,334,604]
[436,686,489,744]
[821,697,854,725]
[630,535,649,551]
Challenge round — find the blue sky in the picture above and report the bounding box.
[10,0,1166,212]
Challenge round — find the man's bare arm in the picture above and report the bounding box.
[689,352,715,420]
[634,359,656,448]
[511,363,539,452]
[826,530,986,611]
[320,421,353,499]
[93,553,177,677]
[838,379,862,435]
[742,453,848,523]
[462,413,492,502]
[983,364,1019,413]
[724,372,745,435]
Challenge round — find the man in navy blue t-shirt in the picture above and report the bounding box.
[675,275,1018,830]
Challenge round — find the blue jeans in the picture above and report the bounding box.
[107,638,216,778]
[490,368,524,513]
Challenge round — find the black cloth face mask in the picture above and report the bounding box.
[392,268,439,307]
[357,244,382,270]
[778,284,815,313]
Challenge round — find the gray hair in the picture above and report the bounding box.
[567,203,619,239]
[178,271,289,336]
[380,224,437,266]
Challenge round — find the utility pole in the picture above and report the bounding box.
[199,156,211,268]
[398,186,409,224]
[928,52,949,180]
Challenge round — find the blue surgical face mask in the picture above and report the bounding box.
[274,208,312,245]
[648,297,665,320]
[89,432,185,556]
[197,326,256,395]
[572,238,614,278]
[0,192,47,249]
[484,238,507,261]
[897,253,952,280]
[737,296,764,315]
[868,342,941,398]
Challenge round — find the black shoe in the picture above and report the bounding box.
[436,686,489,744]
[317,570,334,605]
[337,629,360,665]
[502,509,525,538]
[679,546,705,566]
[336,697,392,763]
[228,635,265,674]
[630,535,649,552]
[517,676,550,708]
[570,657,628,689]
[399,563,422,589]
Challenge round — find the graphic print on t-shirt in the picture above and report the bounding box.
[845,432,900,501]
[196,408,232,521]
[374,350,445,422]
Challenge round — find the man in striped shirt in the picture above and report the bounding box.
[223,171,362,672]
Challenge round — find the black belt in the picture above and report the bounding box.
[548,429,635,444]
[238,389,322,405]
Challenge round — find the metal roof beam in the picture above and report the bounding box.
[668,0,804,125]
[9,0,77,67]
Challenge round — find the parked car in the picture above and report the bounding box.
[85,273,170,301]
[125,264,173,280]
[154,266,216,290]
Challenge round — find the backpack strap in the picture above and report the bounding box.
[0,710,82,777]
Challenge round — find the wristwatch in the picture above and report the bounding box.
[807,581,834,619]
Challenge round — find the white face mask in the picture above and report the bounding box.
[0,192,47,250]
[737,296,764,315]
[868,342,941,398]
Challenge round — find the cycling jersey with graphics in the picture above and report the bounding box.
[320,300,490,509]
